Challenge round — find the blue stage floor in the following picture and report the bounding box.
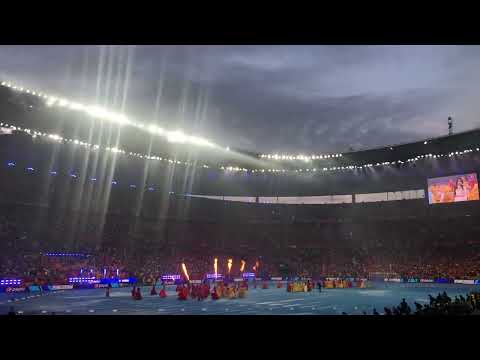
[1,283,477,315]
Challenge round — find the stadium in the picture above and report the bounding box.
[1,56,480,316]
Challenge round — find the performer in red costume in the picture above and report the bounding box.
[159,284,167,298]
[200,284,208,300]
[134,287,142,300]
[177,285,188,300]
[211,286,219,300]
[150,284,157,296]
[131,286,136,299]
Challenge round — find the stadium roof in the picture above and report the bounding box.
[1,82,480,174]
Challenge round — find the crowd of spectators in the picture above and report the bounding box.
[2,205,480,285]
[2,248,480,286]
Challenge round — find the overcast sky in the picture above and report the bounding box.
[1,45,480,154]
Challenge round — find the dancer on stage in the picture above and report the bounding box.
[134,287,142,300]
[211,286,219,300]
[307,280,313,292]
[150,284,157,296]
[201,283,209,300]
[238,286,247,298]
[178,285,188,300]
[159,284,167,298]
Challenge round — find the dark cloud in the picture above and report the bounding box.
[1,45,479,153]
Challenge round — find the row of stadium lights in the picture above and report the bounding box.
[0,81,221,149]
[260,141,437,164]
[2,80,470,168]
[220,148,480,173]
[0,123,209,169]
[2,124,480,175]
[260,153,343,162]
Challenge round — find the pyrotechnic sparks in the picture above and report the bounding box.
[227,259,233,274]
[240,260,246,272]
[181,263,189,281]
[214,258,218,278]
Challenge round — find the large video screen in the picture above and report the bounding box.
[427,173,479,204]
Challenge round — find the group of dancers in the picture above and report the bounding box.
[115,280,250,301]
[126,284,167,300]
[322,278,368,288]
[176,281,249,301]
[107,277,367,301]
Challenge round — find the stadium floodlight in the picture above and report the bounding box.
[86,106,113,121]
[109,113,130,125]
[189,136,214,147]
[68,102,85,111]
[85,105,106,118]
[148,124,163,135]
[167,130,188,144]
[85,106,128,125]
[48,134,62,141]
[46,97,57,106]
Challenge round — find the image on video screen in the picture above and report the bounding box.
[427,173,479,204]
